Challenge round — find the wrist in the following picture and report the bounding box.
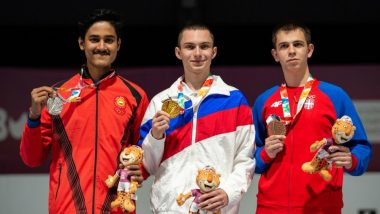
[151,130,164,140]
[28,107,41,120]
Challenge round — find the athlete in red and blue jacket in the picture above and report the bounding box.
[252,21,372,213]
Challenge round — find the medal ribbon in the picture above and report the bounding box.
[280,76,314,125]
[54,66,116,103]
[177,76,214,114]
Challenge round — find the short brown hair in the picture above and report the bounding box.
[272,21,311,47]
[177,24,215,47]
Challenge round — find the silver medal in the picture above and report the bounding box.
[46,97,63,115]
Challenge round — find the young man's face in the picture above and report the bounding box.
[175,29,217,75]
[271,29,314,72]
[78,21,120,71]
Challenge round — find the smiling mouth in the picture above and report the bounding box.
[204,184,212,189]
[192,61,203,63]
[95,54,110,57]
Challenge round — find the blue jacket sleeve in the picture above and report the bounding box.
[321,82,372,176]
[252,91,273,174]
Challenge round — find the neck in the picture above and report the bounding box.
[87,64,111,82]
[184,71,210,91]
[283,67,310,87]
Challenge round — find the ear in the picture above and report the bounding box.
[271,48,279,62]
[175,47,182,60]
[307,43,314,58]
[78,37,85,50]
[211,46,217,59]
[117,38,121,51]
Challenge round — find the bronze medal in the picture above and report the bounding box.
[268,118,286,136]
[161,98,180,118]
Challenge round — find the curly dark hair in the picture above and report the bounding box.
[78,8,124,40]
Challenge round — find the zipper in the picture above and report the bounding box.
[288,97,298,210]
[190,94,208,145]
[55,163,62,200]
[91,86,99,214]
[191,111,198,144]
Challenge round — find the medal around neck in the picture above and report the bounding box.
[267,114,286,136]
[46,96,63,115]
[161,98,180,118]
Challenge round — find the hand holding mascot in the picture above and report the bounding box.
[105,145,144,212]
[302,115,356,181]
[176,166,222,214]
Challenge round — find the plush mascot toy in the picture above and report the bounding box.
[302,115,356,181]
[176,166,221,214]
[104,145,143,212]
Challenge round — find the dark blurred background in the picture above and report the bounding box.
[1,0,380,67]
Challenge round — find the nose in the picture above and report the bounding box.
[288,45,296,55]
[345,127,352,135]
[97,40,106,50]
[194,46,201,56]
[207,172,213,183]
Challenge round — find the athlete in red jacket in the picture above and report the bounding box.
[20,9,149,214]
[252,21,372,213]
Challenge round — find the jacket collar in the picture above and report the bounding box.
[167,75,230,98]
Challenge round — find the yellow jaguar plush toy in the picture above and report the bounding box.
[104,145,143,212]
[302,115,356,181]
[176,166,221,214]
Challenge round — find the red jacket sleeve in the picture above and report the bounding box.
[19,109,52,167]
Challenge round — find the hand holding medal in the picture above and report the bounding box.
[267,114,286,136]
[29,86,56,120]
[264,114,286,159]
[151,110,170,140]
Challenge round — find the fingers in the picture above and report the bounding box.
[153,111,170,126]
[329,145,350,153]
[151,111,170,139]
[198,189,228,212]
[264,135,286,158]
[127,165,143,185]
[29,86,55,118]
[328,148,352,168]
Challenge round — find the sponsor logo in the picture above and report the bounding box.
[271,101,282,108]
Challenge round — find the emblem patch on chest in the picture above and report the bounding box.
[114,96,127,115]
[304,95,315,110]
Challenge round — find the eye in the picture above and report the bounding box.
[184,44,195,50]
[278,43,288,49]
[293,41,305,48]
[89,37,100,43]
[200,43,211,49]
[104,37,115,44]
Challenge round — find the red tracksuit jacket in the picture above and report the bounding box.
[20,67,149,214]
[252,79,372,213]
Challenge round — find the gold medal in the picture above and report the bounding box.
[161,98,180,118]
